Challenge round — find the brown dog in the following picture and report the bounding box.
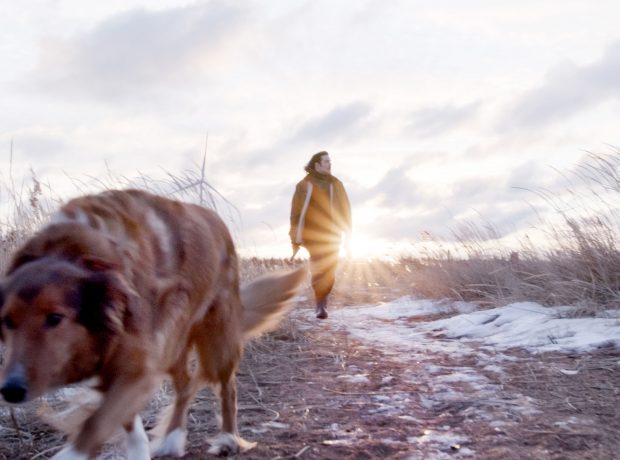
[0,189,306,459]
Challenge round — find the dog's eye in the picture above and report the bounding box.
[45,313,64,328]
[3,316,16,330]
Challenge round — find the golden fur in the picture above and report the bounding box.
[0,189,306,459]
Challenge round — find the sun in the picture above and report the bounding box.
[339,202,403,260]
[342,231,393,260]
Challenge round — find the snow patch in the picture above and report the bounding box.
[316,297,620,354]
[336,374,370,384]
[422,301,620,352]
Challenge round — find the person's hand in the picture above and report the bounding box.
[291,243,301,261]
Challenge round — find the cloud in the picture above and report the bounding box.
[500,40,620,130]
[4,130,69,164]
[451,177,506,203]
[355,163,546,243]
[289,101,373,144]
[362,205,451,241]
[506,160,563,192]
[365,194,536,244]
[27,2,247,101]
[371,166,421,206]
[226,101,376,176]
[406,101,481,138]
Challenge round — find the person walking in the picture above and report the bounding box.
[289,151,352,319]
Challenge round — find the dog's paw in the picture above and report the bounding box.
[51,445,89,460]
[207,432,256,456]
[126,416,150,460]
[150,428,187,457]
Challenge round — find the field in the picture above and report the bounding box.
[0,257,618,459]
[0,151,618,458]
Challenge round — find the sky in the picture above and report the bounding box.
[1,1,620,258]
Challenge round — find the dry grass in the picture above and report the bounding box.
[0,157,618,458]
[0,174,54,273]
[404,149,620,313]
[3,148,619,314]
[0,149,618,458]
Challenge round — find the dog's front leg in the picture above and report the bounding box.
[51,416,151,460]
[207,375,257,455]
[53,375,157,460]
[50,445,88,460]
[125,415,150,459]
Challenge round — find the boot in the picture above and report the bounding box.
[315,298,328,319]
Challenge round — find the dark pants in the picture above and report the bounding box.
[305,242,340,304]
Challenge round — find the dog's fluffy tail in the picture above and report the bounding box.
[241,265,307,339]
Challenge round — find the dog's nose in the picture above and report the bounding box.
[0,377,28,403]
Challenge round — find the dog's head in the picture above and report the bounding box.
[0,257,134,403]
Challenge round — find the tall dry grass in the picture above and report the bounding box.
[0,173,54,273]
[0,153,239,273]
[407,149,620,313]
[2,149,618,314]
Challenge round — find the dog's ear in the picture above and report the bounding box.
[0,284,4,341]
[7,252,38,275]
[78,272,136,334]
[79,255,120,273]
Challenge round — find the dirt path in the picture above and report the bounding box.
[0,298,618,459]
[180,300,619,460]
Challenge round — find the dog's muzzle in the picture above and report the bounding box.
[1,365,29,403]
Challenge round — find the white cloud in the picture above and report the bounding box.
[407,101,481,138]
[500,41,620,131]
[289,101,373,145]
[25,2,248,102]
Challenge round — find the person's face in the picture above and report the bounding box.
[314,154,331,175]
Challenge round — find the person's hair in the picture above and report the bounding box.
[304,151,329,173]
